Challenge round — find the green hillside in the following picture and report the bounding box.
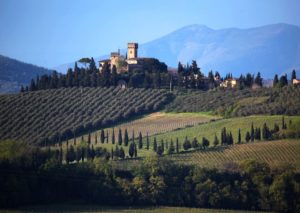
[166,86,300,117]
[0,54,52,93]
[148,115,300,147]
[0,87,172,145]
[167,139,300,171]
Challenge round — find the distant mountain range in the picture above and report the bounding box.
[55,23,300,79]
[1,23,299,94]
[0,55,52,93]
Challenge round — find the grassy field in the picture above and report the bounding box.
[147,115,300,147]
[53,115,300,159]
[55,112,219,157]
[68,112,219,143]
[3,205,272,213]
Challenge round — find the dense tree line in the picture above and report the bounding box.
[0,87,173,145]
[0,141,299,212]
[21,57,170,92]
[273,70,297,88]
[166,86,300,116]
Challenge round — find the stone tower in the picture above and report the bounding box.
[127,43,138,59]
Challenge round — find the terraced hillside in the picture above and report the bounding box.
[0,88,172,145]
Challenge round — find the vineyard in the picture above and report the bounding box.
[0,87,172,145]
[147,115,300,147]
[166,86,300,117]
[69,112,219,144]
[167,139,300,171]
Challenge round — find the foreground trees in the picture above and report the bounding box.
[0,143,299,213]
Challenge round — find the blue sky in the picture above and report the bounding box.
[0,0,299,68]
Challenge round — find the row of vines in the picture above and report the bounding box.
[0,87,172,145]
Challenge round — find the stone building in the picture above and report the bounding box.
[99,42,141,73]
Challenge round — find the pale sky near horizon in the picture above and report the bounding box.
[0,0,299,68]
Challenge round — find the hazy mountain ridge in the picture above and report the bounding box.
[0,55,52,93]
[54,23,300,78]
[138,23,300,78]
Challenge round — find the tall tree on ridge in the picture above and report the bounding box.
[118,128,122,146]
[273,74,279,87]
[112,128,115,145]
[100,129,105,144]
[138,132,143,149]
[124,129,129,146]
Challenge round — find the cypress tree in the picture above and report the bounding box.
[106,130,109,143]
[112,128,115,144]
[138,132,143,149]
[161,140,164,153]
[111,148,114,160]
[168,139,175,154]
[86,146,91,160]
[213,134,219,146]
[94,133,97,145]
[245,131,251,143]
[100,129,105,144]
[115,145,119,158]
[134,143,137,157]
[76,147,81,163]
[273,74,279,87]
[90,145,95,161]
[65,147,69,164]
[282,116,287,129]
[81,147,85,162]
[183,136,191,150]
[146,132,149,150]
[124,129,129,146]
[20,85,25,93]
[250,123,254,142]
[129,142,135,158]
[118,128,122,145]
[153,137,157,152]
[176,138,179,153]
[221,127,227,145]
[202,137,210,149]
[132,130,135,144]
[73,135,76,146]
[88,132,91,145]
[273,123,280,133]
[291,69,297,82]
[156,146,163,156]
[262,123,271,140]
[119,147,125,159]
[59,147,63,164]
[67,145,76,163]
[229,132,233,145]
[238,129,241,144]
[192,137,198,148]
